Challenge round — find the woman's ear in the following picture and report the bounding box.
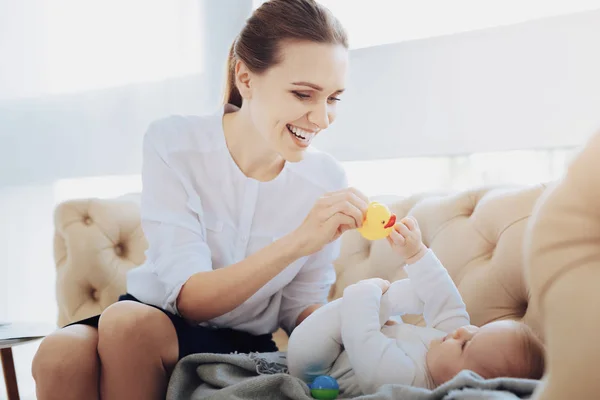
[235,60,252,100]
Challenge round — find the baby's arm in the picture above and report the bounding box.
[340,282,417,395]
[404,249,469,332]
[387,217,469,333]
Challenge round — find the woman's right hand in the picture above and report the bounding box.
[292,187,369,257]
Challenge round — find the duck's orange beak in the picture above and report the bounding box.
[384,214,396,229]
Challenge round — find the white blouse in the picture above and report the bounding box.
[127,104,348,335]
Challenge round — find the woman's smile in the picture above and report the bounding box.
[286,124,317,147]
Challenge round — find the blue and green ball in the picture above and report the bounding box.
[309,375,339,400]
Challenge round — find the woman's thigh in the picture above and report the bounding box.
[96,300,179,366]
[32,323,100,398]
[33,324,100,369]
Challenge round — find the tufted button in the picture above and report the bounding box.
[83,215,93,225]
[90,288,100,301]
[114,243,126,257]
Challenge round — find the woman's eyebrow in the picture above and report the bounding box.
[292,81,345,94]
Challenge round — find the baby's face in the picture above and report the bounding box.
[426,321,524,385]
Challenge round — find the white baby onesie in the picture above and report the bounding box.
[287,249,470,397]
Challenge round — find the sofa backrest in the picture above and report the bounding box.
[54,196,147,327]
[331,185,547,339]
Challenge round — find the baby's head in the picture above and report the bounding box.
[426,320,545,386]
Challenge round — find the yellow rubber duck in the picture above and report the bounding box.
[357,201,397,240]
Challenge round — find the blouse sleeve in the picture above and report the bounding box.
[140,121,213,314]
[278,239,338,334]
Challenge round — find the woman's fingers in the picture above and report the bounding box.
[326,213,356,238]
[297,187,369,256]
[321,189,369,215]
[315,187,371,238]
[319,191,368,228]
[325,201,362,229]
[347,187,369,206]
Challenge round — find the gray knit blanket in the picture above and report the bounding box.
[166,351,539,400]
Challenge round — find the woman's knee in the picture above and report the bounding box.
[97,301,178,365]
[32,325,99,383]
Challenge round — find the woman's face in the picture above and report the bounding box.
[237,40,349,162]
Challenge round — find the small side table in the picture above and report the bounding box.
[0,322,55,400]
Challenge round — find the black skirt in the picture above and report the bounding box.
[68,293,278,360]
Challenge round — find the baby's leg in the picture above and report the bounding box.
[288,279,423,383]
[287,298,343,383]
[379,279,424,324]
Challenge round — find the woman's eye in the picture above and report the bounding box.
[292,91,310,100]
[292,91,341,104]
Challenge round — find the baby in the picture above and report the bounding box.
[287,216,545,397]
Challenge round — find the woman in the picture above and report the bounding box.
[32,1,367,399]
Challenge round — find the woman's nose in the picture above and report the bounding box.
[307,103,330,130]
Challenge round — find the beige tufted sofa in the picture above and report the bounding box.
[53,184,549,351]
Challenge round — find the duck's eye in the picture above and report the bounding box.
[382,220,385,224]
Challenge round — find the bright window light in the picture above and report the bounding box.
[317,0,600,48]
[49,148,575,203]
[2,0,203,99]
[343,148,575,197]
[53,174,142,205]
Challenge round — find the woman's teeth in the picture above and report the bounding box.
[287,124,315,144]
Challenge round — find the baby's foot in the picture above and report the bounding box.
[379,279,424,325]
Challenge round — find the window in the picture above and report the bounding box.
[53,174,142,204]
[316,0,600,49]
[48,147,575,202]
[50,147,575,204]
[343,148,575,197]
[1,0,203,100]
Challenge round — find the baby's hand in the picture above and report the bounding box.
[386,216,428,264]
